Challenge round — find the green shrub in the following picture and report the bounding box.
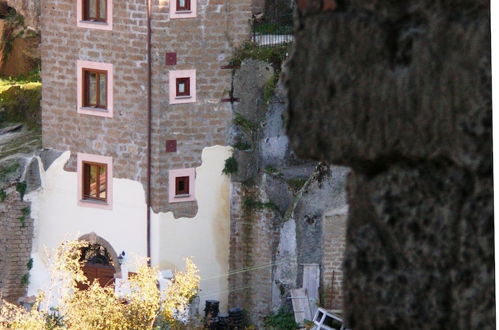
[264,309,298,330]
[0,84,41,128]
[222,156,238,175]
[287,178,307,192]
[22,206,30,215]
[263,165,283,178]
[16,181,27,200]
[232,140,251,151]
[20,273,29,286]
[233,112,256,133]
[18,215,26,227]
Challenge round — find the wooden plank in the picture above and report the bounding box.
[303,264,320,315]
[290,288,312,324]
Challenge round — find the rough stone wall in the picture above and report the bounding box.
[0,35,40,77]
[228,59,350,325]
[228,182,276,322]
[42,0,251,218]
[321,211,347,310]
[149,0,251,216]
[0,0,41,77]
[41,0,150,185]
[285,1,493,328]
[5,0,40,30]
[0,184,34,303]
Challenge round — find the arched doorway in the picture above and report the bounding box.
[77,243,116,289]
[77,233,121,290]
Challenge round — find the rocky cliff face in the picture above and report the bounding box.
[285,1,493,329]
[0,0,40,77]
[5,0,39,30]
[227,59,349,325]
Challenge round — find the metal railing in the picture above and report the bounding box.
[251,12,294,47]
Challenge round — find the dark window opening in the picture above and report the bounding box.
[175,176,189,196]
[176,77,190,97]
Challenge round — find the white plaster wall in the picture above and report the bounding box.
[151,145,232,314]
[26,151,148,296]
[26,146,233,315]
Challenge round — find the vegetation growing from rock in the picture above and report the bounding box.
[232,139,251,151]
[264,165,282,177]
[286,177,307,192]
[263,309,297,329]
[229,41,290,72]
[17,205,29,227]
[222,156,238,175]
[243,197,278,213]
[263,74,279,104]
[15,180,26,199]
[19,273,29,286]
[233,112,256,133]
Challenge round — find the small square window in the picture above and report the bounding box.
[83,69,107,109]
[170,0,196,18]
[83,0,107,22]
[177,0,191,11]
[77,0,112,30]
[82,162,108,201]
[77,60,113,117]
[176,78,190,97]
[169,70,196,104]
[169,168,196,203]
[175,176,190,196]
[77,153,113,210]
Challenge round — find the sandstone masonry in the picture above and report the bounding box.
[41,0,251,217]
[0,184,34,304]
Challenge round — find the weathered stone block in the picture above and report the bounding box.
[286,1,493,328]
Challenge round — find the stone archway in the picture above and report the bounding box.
[78,232,122,279]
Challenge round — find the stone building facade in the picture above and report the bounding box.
[29,0,251,313]
[41,0,250,215]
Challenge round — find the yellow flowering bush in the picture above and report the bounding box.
[0,297,46,329]
[161,258,200,323]
[0,240,200,329]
